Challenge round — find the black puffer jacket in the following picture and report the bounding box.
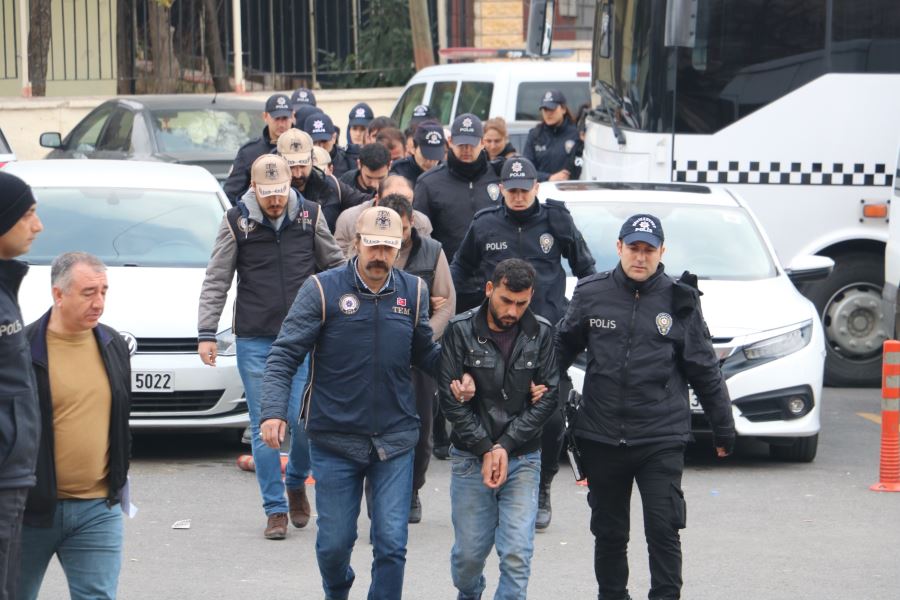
[0,259,40,490]
[222,126,277,204]
[302,168,371,233]
[556,264,734,448]
[24,311,131,527]
[439,302,559,457]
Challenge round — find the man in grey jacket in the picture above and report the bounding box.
[197,154,344,539]
[0,171,44,600]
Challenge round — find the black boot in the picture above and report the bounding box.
[536,479,552,531]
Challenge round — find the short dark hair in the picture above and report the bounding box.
[358,143,391,171]
[379,193,413,219]
[491,258,535,292]
[375,127,405,149]
[367,116,397,134]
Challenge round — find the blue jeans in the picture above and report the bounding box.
[309,441,414,600]
[18,499,123,600]
[449,447,541,600]
[236,336,311,516]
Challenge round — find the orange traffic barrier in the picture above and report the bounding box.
[871,340,900,492]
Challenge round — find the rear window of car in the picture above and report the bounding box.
[516,81,592,120]
[23,188,224,268]
[151,109,263,154]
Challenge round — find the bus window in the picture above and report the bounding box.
[516,82,591,120]
[832,0,900,73]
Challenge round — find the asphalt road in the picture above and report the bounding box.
[34,386,900,600]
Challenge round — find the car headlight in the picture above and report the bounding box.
[216,328,236,357]
[721,320,814,378]
[742,321,813,361]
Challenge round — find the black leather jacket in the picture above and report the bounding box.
[439,302,559,457]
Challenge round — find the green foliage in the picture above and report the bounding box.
[321,0,415,88]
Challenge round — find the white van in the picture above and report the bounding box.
[390,61,591,150]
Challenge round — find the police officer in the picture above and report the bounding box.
[347,102,374,147]
[524,89,579,182]
[277,129,370,233]
[198,154,345,540]
[259,206,442,600]
[413,113,503,313]
[555,214,736,600]
[451,155,595,530]
[390,121,445,186]
[303,112,355,178]
[223,93,294,204]
[289,87,316,110]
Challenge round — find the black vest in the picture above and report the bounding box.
[226,199,320,336]
[403,230,442,293]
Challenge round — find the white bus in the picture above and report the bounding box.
[580,0,900,386]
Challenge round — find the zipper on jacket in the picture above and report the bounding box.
[617,289,640,444]
[372,294,380,436]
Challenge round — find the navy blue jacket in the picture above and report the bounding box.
[523,118,579,181]
[390,155,425,185]
[330,145,357,178]
[451,200,595,324]
[0,259,39,490]
[260,262,441,455]
[222,126,277,204]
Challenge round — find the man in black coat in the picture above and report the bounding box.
[20,253,132,599]
[223,93,295,204]
[0,171,43,600]
[390,121,445,186]
[556,214,735,600]
[451,156,595,530]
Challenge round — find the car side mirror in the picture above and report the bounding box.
[526,0,555,57]
[785,255,834,283]
[40,132,62,149]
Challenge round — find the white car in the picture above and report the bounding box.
[0,126,16,167]
[6,160,246,431]
[542,181,832,462]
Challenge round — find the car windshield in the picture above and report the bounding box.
[564,200,777,279]
[150,108,263,154]
[23,187,223,268]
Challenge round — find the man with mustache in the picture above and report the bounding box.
[198,154,344,540]
[260,206,443,600]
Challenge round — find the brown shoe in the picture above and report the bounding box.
[264,512,288,539]
[287,486,311,528]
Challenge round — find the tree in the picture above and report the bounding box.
[27,0,52,96]
[148,0,179,93]
[202,0,231,92]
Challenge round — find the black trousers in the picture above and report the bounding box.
[539,376,571,485]
[0,487,28,600]
[579,440,687,600]
[412,367,436,491]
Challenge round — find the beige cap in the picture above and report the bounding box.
[312,145,332,167]
[250,154,291,198]
[276,128,313,166]
[356,206,402,249]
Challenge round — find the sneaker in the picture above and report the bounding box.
[287,486,311,528]
[241,426,252,445]
[535,481,552,531]
[432,445,450,460]
[408,491,422,524]
[264,513,288,539]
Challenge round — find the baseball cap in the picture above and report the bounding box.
[276,128,313,166]
[0,171,37,237]
[356,206,402,249]
[450,113,484,147]
[414,122,446,161]
[500,156,537,190]
[290,87,317,110]
[304,113,335,142]
[251,154,291,198]
[348,102,374,127]
[265,93,293,119]
[312,145,332,167]
[539,89,567,110]
[619,214,664,248]
[410,104,434,126]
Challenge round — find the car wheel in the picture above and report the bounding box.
[803,252,885,387]
[769,433,818,462]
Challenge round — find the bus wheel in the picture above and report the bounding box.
[805,253,885,387]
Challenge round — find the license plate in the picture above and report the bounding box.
[132,371,174,393]
[688,389,703,413]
